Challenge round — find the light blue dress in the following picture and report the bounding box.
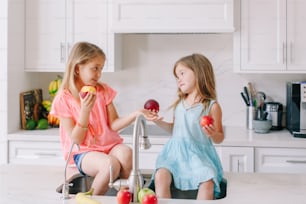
[153,100,223,196]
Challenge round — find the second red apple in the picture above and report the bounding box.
[200,115,214,127]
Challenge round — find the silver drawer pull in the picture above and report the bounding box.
[35,152,58,157]
[286,160,306,164]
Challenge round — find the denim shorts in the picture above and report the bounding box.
[73,152,88,175]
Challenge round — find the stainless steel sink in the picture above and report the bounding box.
[56,173,152,196]
[147,177,227,200]
[56,173,227,199]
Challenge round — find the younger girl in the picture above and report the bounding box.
[150,53,224,200]
[50,42,155,195]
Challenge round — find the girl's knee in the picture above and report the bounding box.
[155,168,172,185]
[111,144,132,159]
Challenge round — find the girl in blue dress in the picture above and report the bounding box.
[150,53,224,200]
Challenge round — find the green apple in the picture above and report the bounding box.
[138,188,155,204]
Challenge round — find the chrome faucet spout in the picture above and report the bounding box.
[129,114,150,202]
[62,142,80,200]
[108,115,151,202]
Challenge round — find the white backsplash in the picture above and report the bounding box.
[101,34,306,126]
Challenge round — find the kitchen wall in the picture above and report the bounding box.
[101,33,306,126]
[0,0,8,164]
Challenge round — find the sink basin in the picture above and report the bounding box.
[56,173,226,199]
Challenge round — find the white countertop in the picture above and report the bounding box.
[0,164,305,204]
[8,126,306,149]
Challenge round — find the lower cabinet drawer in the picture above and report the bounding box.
[9,141,64,165]
[255,147,306,173]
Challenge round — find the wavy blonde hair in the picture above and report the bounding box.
[171,53,217,110]
[58,42,106,99]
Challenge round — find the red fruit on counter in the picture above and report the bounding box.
[138,188,155,204]
[117,188,132,204]
[142,194,158,204]
[200,115,214,127]
[144,99,160,112]
[80,86,96,98]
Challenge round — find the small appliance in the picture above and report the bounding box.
[264,102,283,130]
[286,82,306,138]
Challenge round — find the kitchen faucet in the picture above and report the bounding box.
[62,142,80,200]
[109,114,151,202]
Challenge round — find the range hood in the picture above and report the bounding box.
[109,0,235,34]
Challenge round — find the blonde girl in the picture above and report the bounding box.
[51,42,156,195]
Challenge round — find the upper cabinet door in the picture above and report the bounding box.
[68,0,116,72]
[235,0,287,72]
[109,0,234,33]
[287,0,306,71]
[25,0,67,72]
[234,0,306,73]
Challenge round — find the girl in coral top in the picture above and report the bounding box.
[50,42,157,195]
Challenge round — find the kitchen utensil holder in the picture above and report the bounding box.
[247,106,256,129]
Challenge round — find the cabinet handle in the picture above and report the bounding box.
[289,41,293,64]
[60,42,65,63]
[282,42,286,64]
[286,160,306,164]
[35,152,58,157]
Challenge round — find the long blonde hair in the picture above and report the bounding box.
[172,53,217,110]
[59,42,106,99]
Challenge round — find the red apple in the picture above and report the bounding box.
[138,188,155,204]
[200,115,214,127]
[142,194,158,204]
[80,85,96,98]
[144,99,160,112]
[117,188,131,204]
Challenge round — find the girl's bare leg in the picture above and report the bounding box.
[109,144,132,178]
[197,179,214,200]
[154,168,172,198]
[81,151,121,195]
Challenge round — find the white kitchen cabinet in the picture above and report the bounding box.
[234,0,306,73]
[69,0,120,72]
[25,0,67,72]
[109,0,234,33]
[9,140,64,166]
[25,0,118,72]
[216,146,254,172]
[255,147,306,174]
[286,0,306,71]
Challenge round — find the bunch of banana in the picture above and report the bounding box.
[42,100,52,112]
[48,114,60,127]
[75,188,100,204]
[49,76,62,97]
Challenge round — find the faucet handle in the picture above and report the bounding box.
[108,165,114,188]
[108,165,129,191]
[140,135,151,149]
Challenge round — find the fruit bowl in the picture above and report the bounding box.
[252,119,272,133]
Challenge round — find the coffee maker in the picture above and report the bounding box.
[286,82,306,138]
[264,102,283,130]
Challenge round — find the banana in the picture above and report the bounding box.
[56,78,62,90]
[48,75,62,97]
[48,80,57,96]
[75,188,100,204]
[42,100,52,112]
